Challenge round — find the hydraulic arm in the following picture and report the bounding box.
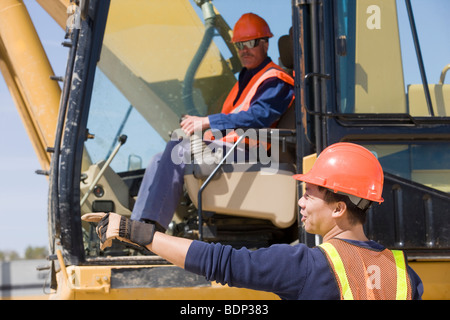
[0,0,61,171]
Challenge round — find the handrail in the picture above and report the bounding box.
[439,64,450,85]
[197,134,246,241]
[405,0,434,116]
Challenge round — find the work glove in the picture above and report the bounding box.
[81,212,156,250]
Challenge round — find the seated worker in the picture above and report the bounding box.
[83,142,423,300]
[130,13,295,230]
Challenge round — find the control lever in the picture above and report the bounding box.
[80,135,127,207]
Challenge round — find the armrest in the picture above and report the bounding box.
[211,127,295,139]
[230,128,296,145]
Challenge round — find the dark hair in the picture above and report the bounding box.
[317,186,367,225]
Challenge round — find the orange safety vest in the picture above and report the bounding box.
[215,61,294,145]
[319,239,412,300]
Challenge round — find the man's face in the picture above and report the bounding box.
[238,38,269,69]
[298,183,336,237]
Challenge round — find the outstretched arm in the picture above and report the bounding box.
[81,212,305,299]
[147,231,193,268]
[81,212,193,268]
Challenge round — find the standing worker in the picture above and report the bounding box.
[83,142,423,300]
[130,12,295,231]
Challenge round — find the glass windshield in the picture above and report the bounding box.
[84,0,293,172]
[363,143,450,193]
[80,0,292,257]
[335,0,450,115]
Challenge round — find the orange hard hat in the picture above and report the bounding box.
[293,143,384,203]
[232,13,273,43]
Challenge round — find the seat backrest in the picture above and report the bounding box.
[278,27,294,72]
[276,102,295,129]
[276,28,296,162]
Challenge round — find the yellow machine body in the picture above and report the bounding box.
[0,0,448,300]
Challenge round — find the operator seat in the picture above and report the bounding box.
[183,30,297,229]
[278,27,294,75]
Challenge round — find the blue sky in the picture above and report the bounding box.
[0,0,448,255]
[0,1,67,255]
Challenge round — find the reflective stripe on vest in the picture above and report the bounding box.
[392,249,408,300]
[319,240,411,300]
[219,62,294,144]
[221,61,293,114]
[227,68,294,115]
[320,242,354,299]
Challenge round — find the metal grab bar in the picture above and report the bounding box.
[197,134,246,241]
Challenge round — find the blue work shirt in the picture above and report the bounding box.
[208,57,294,131]
[184,239,424,300]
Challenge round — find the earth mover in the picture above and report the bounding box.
[0,0,448,299]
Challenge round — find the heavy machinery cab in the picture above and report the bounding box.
[48,0,449,297]
[51,0,301,265]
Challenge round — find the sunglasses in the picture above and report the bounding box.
[235,38,265,50]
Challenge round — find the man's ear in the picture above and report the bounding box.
[332,201,346,218]
[263,40,269,53]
